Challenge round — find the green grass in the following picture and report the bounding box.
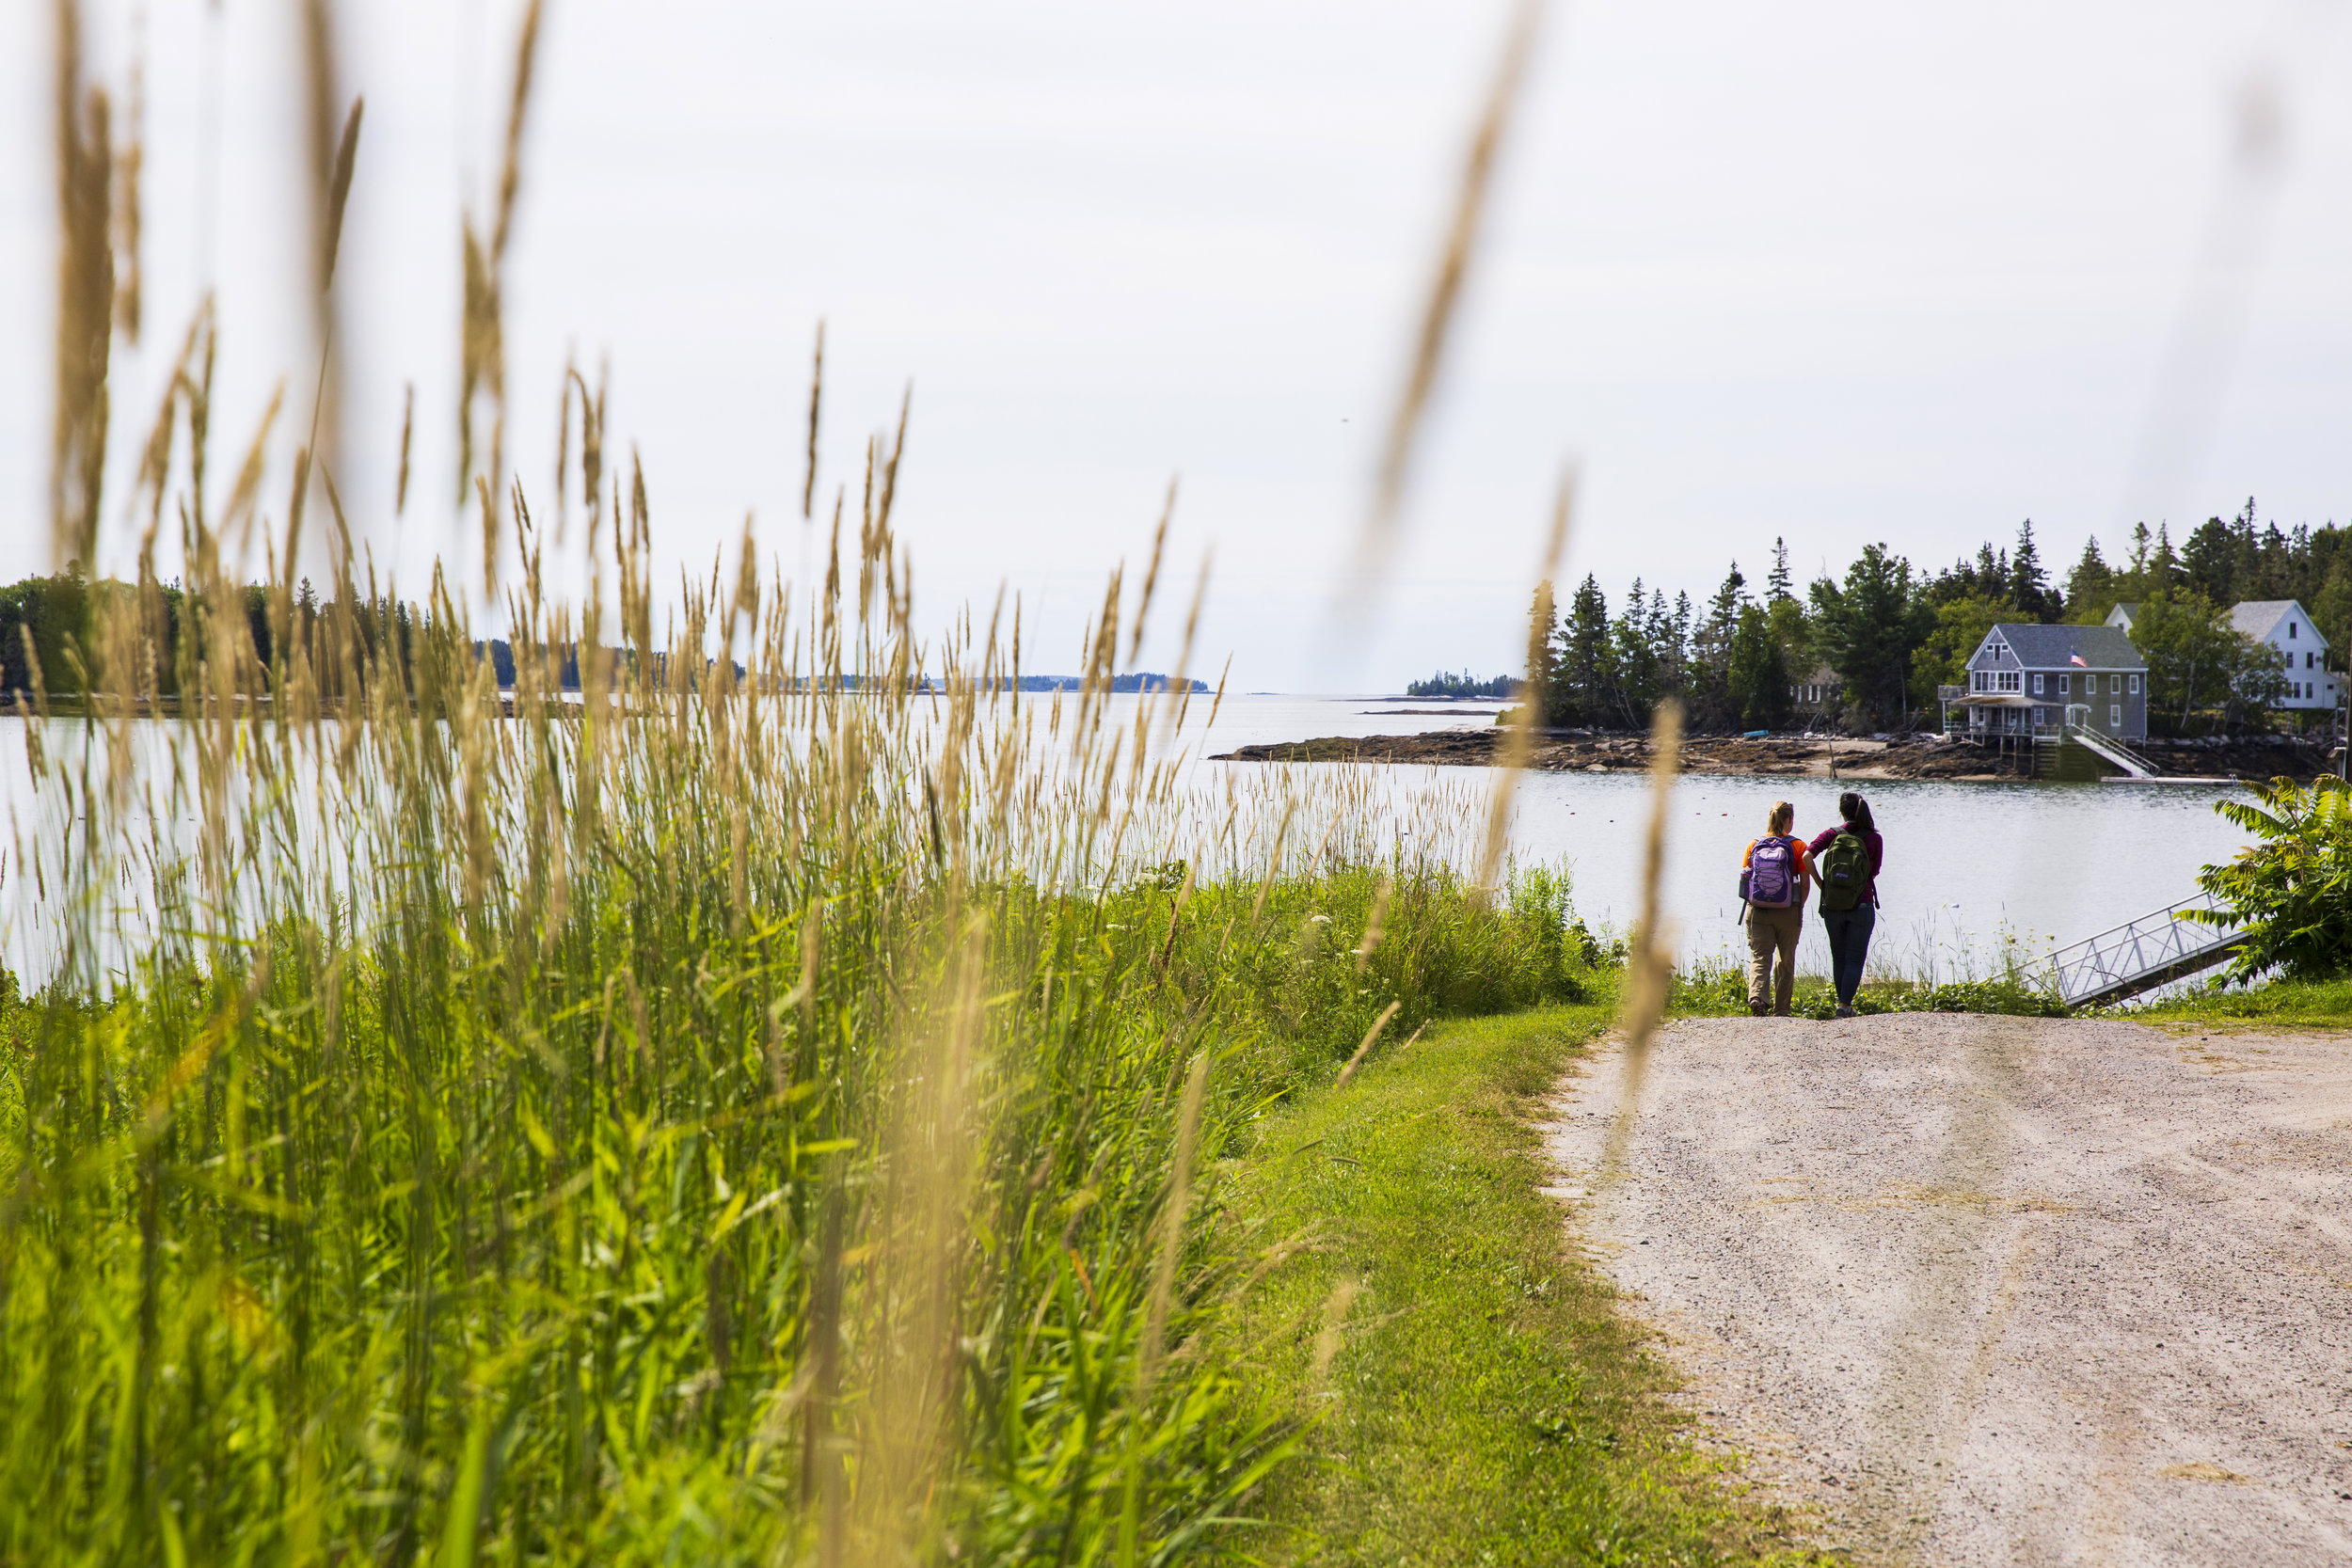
[2113,975,2352,1030]
[1214,1002,1826,1566]
[1666,963,2063,1022]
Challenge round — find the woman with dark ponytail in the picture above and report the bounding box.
[1807,790,1883,1018]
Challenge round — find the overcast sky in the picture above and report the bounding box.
[4,1,2349,689]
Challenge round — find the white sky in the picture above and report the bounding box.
[4,1,2349,690]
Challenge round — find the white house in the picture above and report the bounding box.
[2107,597,2340,714]
[2227,599,2338,712]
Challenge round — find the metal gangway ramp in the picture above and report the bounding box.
[2027,890,2247,1007]
[2062,721,2159,781]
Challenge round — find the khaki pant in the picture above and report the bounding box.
[1744,902,1804,1015]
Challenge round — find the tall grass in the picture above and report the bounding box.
[0,374,1592,1565]
[3,5,1611,1559]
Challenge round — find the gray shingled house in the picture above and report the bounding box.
[1952,623,2148,739]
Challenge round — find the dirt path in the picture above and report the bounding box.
[1545,1013,2352,1565]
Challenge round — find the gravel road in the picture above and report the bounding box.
[1544,1013,2352,1565]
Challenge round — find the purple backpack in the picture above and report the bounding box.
[1746,836,1797,908]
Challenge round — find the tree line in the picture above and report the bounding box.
[1518,502,2352,736]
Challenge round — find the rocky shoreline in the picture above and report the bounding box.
[1209,727,2339,782]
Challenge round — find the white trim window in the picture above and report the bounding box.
[2110,703,2122,728]
[2033,673,2045,695]
[2128,673,2140,694]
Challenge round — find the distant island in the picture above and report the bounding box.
[1001,673,1208,693]
[1406,670,1522,699]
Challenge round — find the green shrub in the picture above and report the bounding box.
[2189,775,2352,981]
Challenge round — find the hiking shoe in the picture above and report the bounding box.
[1834,1004,1856,1019]
[1749,1004,1770,1018]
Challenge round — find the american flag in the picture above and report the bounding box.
[2070,654,2088,667]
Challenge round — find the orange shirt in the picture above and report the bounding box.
[1742,834,1812,901]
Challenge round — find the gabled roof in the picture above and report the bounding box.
[2228,599,2325,647]
[1980,623,2146,671]
[2105,602,2139,626]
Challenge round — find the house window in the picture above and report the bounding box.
[2033,673,2045,695]
[2110,704,2122,728]
[2289,621,2297,639]
[2129,673,2140,694]
[2309,652,2316,669]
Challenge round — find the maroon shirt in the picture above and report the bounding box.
[1808,824,1883,908]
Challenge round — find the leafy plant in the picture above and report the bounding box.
[2188,775,2352,980]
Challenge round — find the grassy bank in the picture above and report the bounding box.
[2115,976,2352,1030]
[1667,963,2062,1022]
[0,432,1611,1563]
[1215,1003,1822,1566]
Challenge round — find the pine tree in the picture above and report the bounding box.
[2066,536,2115,622]
[2010,519,2055,621]
[1727,602,1791,729]
[1554,575,1613,727]
[1811,543,1932,728]
[2152,522,2183,587]
[1767,538,1793,604]
[1523,580,1559,723]
[1972,542,2007,605]
[1608,579,1661,727]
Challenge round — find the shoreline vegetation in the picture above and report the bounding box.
[1508,513,2347,739]
[1213,728,2337,782]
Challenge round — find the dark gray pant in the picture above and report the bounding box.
[1820,903,1876,1005]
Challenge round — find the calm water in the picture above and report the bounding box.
[1177,695,2256,980]
[0,694,2255,985]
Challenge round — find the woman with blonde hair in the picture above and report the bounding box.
[1739,800,1810,1017]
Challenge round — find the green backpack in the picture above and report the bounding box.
[1817,831,1871,911]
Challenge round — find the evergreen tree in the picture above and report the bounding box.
[2183,513,2238,604]
[2150,522,2183,588]
[2010,519,2057,621]
[1690,562,1747,728]
[1553,575,1613,726]
[2312,550,2352,663]
[1766,539,1793,604]
[1522,580,1559,723]
[2065,536,2115,622]
[1726,602,1791,729]
[1656,588,1692,704]
[1971,542,2008,605]
[1608,579,1661,727]
[1810,543,1932,728]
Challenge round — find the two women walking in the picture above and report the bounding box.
[1739,790,1883,1018]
